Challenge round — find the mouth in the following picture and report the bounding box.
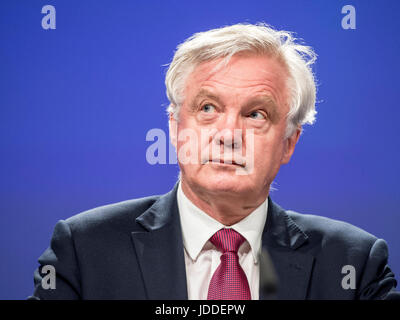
[203,158,245,168]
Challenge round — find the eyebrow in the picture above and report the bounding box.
[190,89,223,109]
[245,95,280,123]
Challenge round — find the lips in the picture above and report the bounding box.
[205,158,245,167]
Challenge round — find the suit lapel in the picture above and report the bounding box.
[131,184,188,299]
[260,198,315,300]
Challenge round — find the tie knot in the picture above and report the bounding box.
[210,228,246,253]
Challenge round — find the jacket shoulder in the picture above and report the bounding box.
[286,210,378,251]
[63,195,161,234]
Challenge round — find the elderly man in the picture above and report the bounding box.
[30,23,398,300]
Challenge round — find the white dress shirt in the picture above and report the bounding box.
[177,182,268,300]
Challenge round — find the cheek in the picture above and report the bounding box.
[252,135,284,168]
[175,124,205,166]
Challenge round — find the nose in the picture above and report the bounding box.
[213,113,243,150]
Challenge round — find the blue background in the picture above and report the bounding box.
[1,0,399,299]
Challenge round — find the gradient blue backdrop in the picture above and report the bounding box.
[1,0,399,299]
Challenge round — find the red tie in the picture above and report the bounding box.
[207,228,252,300]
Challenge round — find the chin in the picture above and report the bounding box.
[197,170,251,195]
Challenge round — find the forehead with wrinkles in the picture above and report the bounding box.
[183,53,291,118]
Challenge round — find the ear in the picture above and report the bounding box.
[281,126,301,164]
[169,112,178,148]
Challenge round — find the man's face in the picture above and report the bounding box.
[170,53,300,200]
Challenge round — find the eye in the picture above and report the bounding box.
[248,111,266,120]
[201,104,216,113]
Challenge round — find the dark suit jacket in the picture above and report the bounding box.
[29,183,398,299]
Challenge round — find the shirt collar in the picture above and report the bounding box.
[177,182,268,264]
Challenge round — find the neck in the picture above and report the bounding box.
[180,179,269,226]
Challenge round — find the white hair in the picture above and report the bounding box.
[165,23,317,138]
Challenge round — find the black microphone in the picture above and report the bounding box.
[259,248,278,299]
